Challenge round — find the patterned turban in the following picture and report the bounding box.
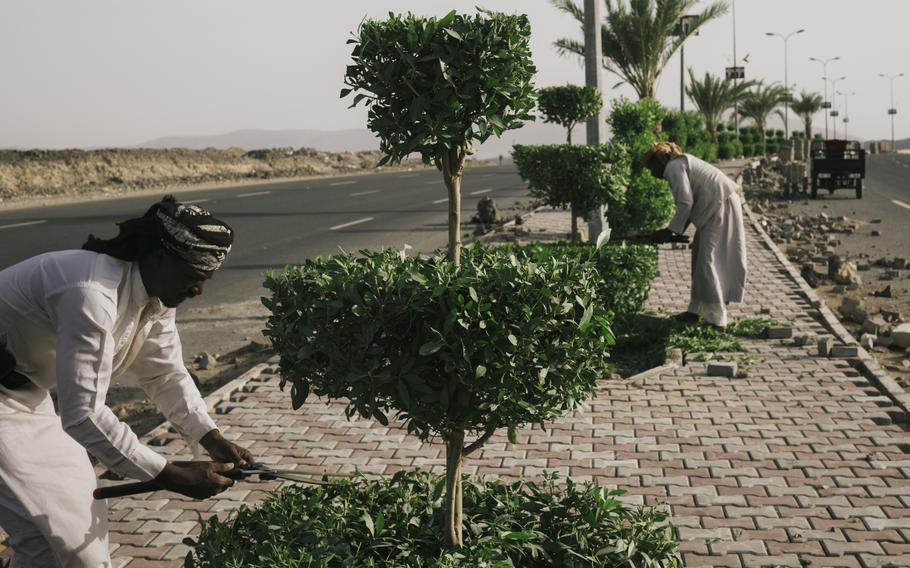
[152,196,234,272]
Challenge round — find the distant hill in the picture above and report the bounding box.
[135,122,577,160]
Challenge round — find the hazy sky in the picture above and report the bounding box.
[1,0,906,148]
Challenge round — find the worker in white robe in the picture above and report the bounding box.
[0,196,254,567]
[643,142,748,328]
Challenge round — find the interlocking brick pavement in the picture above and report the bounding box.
[4,163,909,567]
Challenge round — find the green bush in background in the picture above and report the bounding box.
[537,84,603,144]
[606,98,675,236]
[512,143,630,242]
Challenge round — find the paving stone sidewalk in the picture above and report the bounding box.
[6,163,908,567]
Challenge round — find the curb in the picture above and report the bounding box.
[741,192,910,416]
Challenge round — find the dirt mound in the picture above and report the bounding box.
[0,147,391,202]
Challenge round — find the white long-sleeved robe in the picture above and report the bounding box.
[0,250,217,566]
[664,154,748,327]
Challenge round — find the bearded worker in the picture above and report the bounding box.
[643,142,748,329]
[0,196,254,567]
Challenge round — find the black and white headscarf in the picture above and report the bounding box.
[82,195,234,272]
[154,198,234,272]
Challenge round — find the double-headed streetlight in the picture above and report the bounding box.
[765,28,804,138]
[809,56,840,139]
[880,72,904,152]
[836,90,856,140]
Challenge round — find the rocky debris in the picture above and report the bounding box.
[194,352,218,371]
[665,348,684,366]
[801,264,820,288]
[860,333,877,351]
[514,215,524,226]
[839,297,868,324]
[707,361,737,378]
[818,337,834,357]
[862,315,890,336]
[472,196,501,225]
[893,323,910,349]
[830,258,863,287]
[881,309,903,323]
[874,285,895,298]
[793,334,814,347]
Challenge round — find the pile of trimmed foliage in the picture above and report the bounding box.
[185,470,681,568]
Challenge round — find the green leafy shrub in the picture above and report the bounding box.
[342,9,536,266]
[492,241,658,323]
[538,84,603,144]
[186,470,682,568]
[662,110,714,162]
[512,143,630,241]
[263,244,616,547]
[606,98,674,236]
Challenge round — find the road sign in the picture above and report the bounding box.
[821,101,833,109]
[830,110,840,117]
[725,66,745,80]
[843,117,849,123]
[888,108,898,115]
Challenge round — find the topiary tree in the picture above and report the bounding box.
[512,143,630,242]
[263,244,623,548]
[342,9,536,267]
[537,84,603,144]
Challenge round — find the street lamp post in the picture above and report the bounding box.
[766,29,805,138]
[836,90,856,140]
[880,72,904,152]
[810,56,840,139]
[827,76,846,139]
[677,15,700,112]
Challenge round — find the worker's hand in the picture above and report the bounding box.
[153,461,236,500]
[649,228,689,244]
[199,429,254,467]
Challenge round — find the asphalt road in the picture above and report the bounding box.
[0,165,533,356]
[791,153,910,259]
[0,165,530,301]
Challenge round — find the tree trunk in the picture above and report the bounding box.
[570,204,579,243]
[441,150,465,267]
[444,430,465,548]
[567,124,574,145]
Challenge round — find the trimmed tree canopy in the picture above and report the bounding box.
[537,84,603,144]
[342,10,537,167]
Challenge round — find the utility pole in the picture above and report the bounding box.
[829,76,846,139]
[880,73,904,152]
[836,91,855,140]
[584,0,606,242]
[765,29,804,138]
[732,0,739,139]
[678,15,699,112]
[810,56,840,139]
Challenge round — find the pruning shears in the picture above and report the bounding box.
[93,463,349,500]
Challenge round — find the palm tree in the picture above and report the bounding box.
[685,69,755,144]
[552,0,728,100]
[790,91,824,141]
[739,83,791,139]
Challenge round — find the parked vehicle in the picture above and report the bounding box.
[810,139,865,199]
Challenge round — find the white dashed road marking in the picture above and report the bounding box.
[237,191,271,198]
[399,174,420,178]
[432,198,448,204]
[183,199,209,204]
[427,180,444,185]
[350,190,380,197]
[330,181,357,186]
[469,188,493,195]
[0,220,46,230]
[892,199,910,211]
[330,217,374,231]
